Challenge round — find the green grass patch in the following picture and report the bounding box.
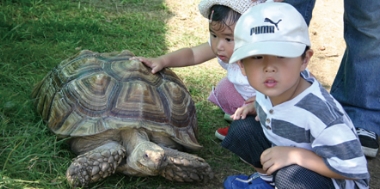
[0,0,252,188]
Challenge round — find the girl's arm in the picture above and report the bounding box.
[133,42,215,73]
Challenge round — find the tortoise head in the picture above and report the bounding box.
[127,141,166,176]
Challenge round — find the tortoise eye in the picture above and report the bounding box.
[144,154,149,159]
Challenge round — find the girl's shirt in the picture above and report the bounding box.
[217,57,256,100]
[255,71,369,189]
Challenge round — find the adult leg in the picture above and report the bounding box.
[284,0,316,26]
[330,0,380,156]
[331,0,380,135]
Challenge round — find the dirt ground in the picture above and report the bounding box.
[166,0,380,188]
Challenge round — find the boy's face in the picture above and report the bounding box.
[238,49,313,105]
[209,20,235,63]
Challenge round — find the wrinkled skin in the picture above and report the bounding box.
[66,129,213,187]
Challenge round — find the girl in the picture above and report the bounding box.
[133,0,263,140]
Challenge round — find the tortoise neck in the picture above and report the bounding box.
[121,129,149,155]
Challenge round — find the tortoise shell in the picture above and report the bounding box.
[32,50,200,150]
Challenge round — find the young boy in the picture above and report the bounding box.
[222,2,370,189]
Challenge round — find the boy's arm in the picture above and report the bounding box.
[133,42,215,73]
[261,146,349,179]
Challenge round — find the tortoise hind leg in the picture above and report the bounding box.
[66,142,126,187]
[159,146,214,183]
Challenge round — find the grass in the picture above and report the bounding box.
[0,0,252,188]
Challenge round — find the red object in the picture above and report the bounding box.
[215,126,230,140]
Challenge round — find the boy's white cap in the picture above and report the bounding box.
[229,2,310,63]
[198,0,266,18]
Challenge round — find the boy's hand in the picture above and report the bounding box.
[131,57,165,74]
[231,97,256,120]
[260,146,297,174]
[261,146,346,179]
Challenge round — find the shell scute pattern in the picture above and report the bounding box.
[32,50,197,140]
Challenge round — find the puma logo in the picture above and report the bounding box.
[249,18,282,35]
[264,18,282,30]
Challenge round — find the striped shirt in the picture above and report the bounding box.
[255,71,369,189]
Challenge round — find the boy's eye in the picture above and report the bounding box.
[251,56,263,59]
[226,38,232,42]
[211,34,217,38]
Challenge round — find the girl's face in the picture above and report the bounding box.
[238,50,313,106]
[209,20,236,63]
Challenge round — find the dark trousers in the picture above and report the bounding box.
[221,116,335,189]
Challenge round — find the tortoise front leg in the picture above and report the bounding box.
[159,146,214,183]
[66,142,126,187]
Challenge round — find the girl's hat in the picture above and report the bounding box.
[229,2,311,63]
[198,0,266,19]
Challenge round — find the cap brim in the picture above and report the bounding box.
[229,41,307,63]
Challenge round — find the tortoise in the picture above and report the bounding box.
[32,50,214,187]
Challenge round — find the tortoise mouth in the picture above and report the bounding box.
[136,161,160,175]
[132,153,166,176]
